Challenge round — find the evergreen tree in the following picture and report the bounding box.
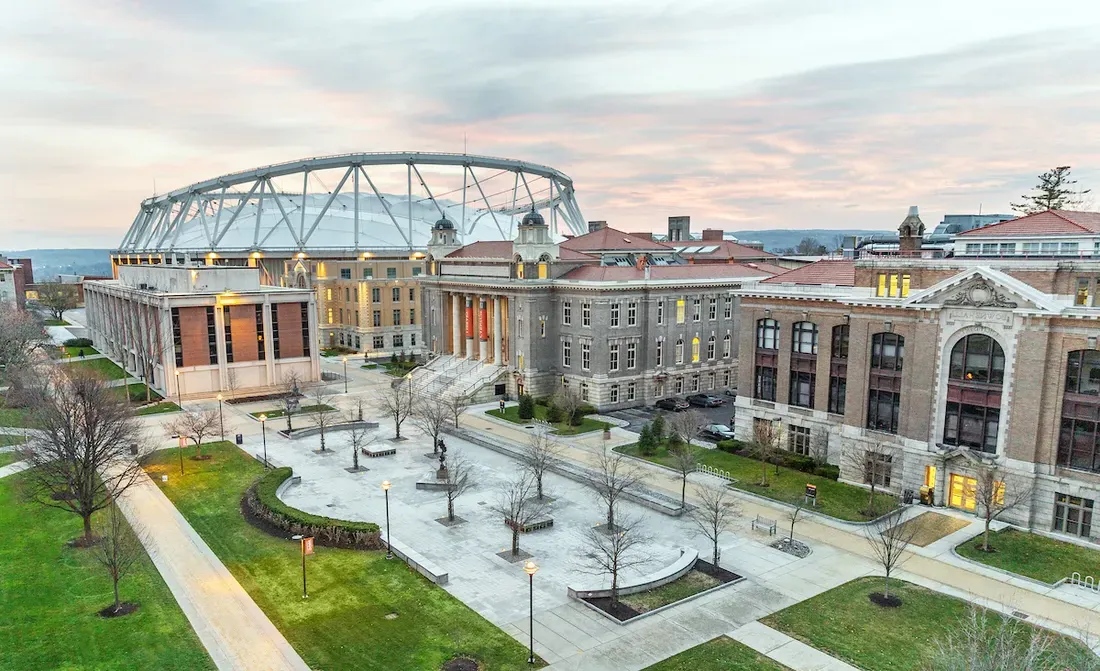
[1012,166,1090,214]
[651,413,666,447]
[638,423,654,455]
[517,394,535,420]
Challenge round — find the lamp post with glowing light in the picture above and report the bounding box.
[524,560,539,664]
[342,356,348,394]
[259,414,269,468]
[216,393,224,440]
[381,480,393,559]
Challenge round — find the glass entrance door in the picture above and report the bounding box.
[949,474,977,510]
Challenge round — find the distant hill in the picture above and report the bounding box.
[0,249,113,282]
[731,229,891,253]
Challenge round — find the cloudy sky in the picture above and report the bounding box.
[2,0,1099,249]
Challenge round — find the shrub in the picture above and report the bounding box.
[716,439,743,454]
[517,394,535,420]
[390,352,398,364]
[651,414,666,444]
[576,403,598,417]
[545,403,564,424]
[638,423,655,455]
[248,468,381,549]
[63,337,93,348]
[813,464,841,480]
[784,454,817,474]
[534,396,550,407]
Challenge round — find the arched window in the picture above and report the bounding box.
[514,255,525,280]
[538,253,551,280]
[943,334,1004,453]
[675,338,685,364]
[1059,350,1100,472]
[691,337,700,363]
[792,322,818,354]
[756,318,779,350]
[706,335,716,360]
[722,334,732,358]
[868,333,904,433]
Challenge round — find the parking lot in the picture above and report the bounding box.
[607,394,737,440]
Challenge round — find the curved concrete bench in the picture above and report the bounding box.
[279,421,378,440]
[568,548,698,600]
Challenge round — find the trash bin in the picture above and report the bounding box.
[129,443,138,456]
[903,489,915,505]
[235,433,243,445]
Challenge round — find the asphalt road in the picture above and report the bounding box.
[607,399,737,440]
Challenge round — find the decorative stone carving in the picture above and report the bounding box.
[942,279,1018,309]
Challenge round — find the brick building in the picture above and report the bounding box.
[85,265,320,399]
[735,209,1100,540]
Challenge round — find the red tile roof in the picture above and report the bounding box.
[958,210,1100,236]
[761,260,856,286]
[560,227,673,252]
[558,247,598,261]
[445,241,514,259]
[560,263,777,282]
[0,261,11,269]
[676,240,776,261]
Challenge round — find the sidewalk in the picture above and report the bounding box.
[115,469,310,671]
[730,621,859,671]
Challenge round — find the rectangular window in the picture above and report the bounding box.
[657,301,664,325]
[692,298,701,322]
[373,335,384,349]
[363,268,373,279]
[789,371,815,408]
[1054,493,1094,537]
[393,334,404,348]
[943,401,999,453]
[300,302,311,357]
[563,301,572,325]
[627,341,637,369]
[755,366,777,401]
[828,375,846,414]
[582,302,591,327]
[889,274,898,298]
[627,302,637,326]
[708,297,717,320]
[582,342,591,370]
[866,453,893,488]
[409,309,415,324]
[675,377,684,394]
[353,288,358,303]
[372,310,381,327]
[655,340,664,366]
[411,332,417,346]
[339,308,343,323]
[223,306,234,363]
[1077,278,1090,306]
[272,305,281,359]
[355,336,361,349]
[610,384,619,403]
[724,297,733,319]
[610,303,620,327]
[171,307,183,367]
[327,307,334,324]
[690,374,700,392]
[412,267,422,276]
[627,382,636,401]
[392,309,401,326]
[877,273,887,297]
[609,343,620,371]
[901,274,911,298]
[386,267,397,279]
[392,287,401,302]
[255,305,265,361]
[676,299,685,324]
[723,370,731,387]
[867,389,901,434]
[540,319,546,337]
[326,288,332,301]
[205,306,217,364]
[340,268,351,280]
[788,425,811,455]
[409,288,415,301]
[345,287,350,302]
[371,287,381,302]
[562,340,571,367]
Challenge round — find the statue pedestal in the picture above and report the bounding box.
[436,467,450,481]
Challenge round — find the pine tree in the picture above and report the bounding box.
[1011,166,1090,214]
[651,414,666,447]
[638,423,654,455]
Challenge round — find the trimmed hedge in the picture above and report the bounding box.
[713,439,839,481]
[63,337,92,348]
[245,467,382,549]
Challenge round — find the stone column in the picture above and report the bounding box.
[479,296,489,361]
[451,292,461,356]
[464,295,475,359]
[493,296,503,365]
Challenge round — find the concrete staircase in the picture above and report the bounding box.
[408,355,505,402]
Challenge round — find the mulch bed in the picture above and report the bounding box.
[190,455,213,461]
[770,537,812,558]
[582,558,741,622]
[694,559,741,582]
[869,592,903,608]
[98,602,139,618]
[441,657,479,671]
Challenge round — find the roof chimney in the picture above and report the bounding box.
[629,231,654,241]
[701,228,723,241]
[668,216,691,242]
[587,220,607,233]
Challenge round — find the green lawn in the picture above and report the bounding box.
[383,361,421,377]
[60,345,99,358]
[762,577,1090,671]
[0,434,26,448]
[249,404,336,420]
[620,569,719,614]
[137,402,183,416]
[0,451,21,468]
[320,347,357,357]
[44,319,70,326]
[616,443,896,522]
[487,406,605,436]
[0,402,32,428]
[0,471,214,670]
[361,363,379,369]
[956,528,1100,584]
[142,441,540,670]
[644,636,790,670]
[63,356,129,380]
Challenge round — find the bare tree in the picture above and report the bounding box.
[345,418,376,472]
[520,425,562,500]
[412,394,452,454]
[446,394,470,429]
[690,484,740,567]
[864,508,920,605]
[786,498,806,541]
[22,370,146,545]
[929,607,1100,671]
[669,443,697,508]
[752,419,781,487]
[380,379,413,440]
[164,409,220,459]
[279,369,306,433]
[668,409,706,447]
[809,427,830,465]
[306,387,337,451]
[93,503,146,616]
[35,282,79,322]
[0,303,47,382]
[224,368,241,400]
[551,386,583,426]
[442,451,474,523]
[588,449,642,531]
[123,301,168,403]
[843,442,898,517]
[973,464,1032,552]
[581,514,652,608]
[490,473,548,557]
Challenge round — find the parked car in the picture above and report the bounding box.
[723,388,737,397]
[686,393,725,407]
[700,424,736,440]
[655,397,690,412]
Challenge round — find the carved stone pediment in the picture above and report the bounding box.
[941,278,1018,309]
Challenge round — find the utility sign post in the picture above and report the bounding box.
[294,535,314,598]
[804,484,818,507]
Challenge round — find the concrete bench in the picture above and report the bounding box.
[362,447,397,458]
[752,515,777,536]
[505,517,554,533]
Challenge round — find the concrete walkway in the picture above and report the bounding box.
[115,469,310,671]
[730,621,859,671]
[0,461,30,480]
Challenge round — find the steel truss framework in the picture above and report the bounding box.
[118,152,587,254]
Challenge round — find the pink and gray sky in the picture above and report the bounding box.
[2,0,1099,249]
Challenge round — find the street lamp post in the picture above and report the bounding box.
[524,560,539,664]
[342,356,348,394]
[259,414,269,468]
[174,370,182,406]
[216,393,224,440]
[381,480,393,559]
[177,435,186,476]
